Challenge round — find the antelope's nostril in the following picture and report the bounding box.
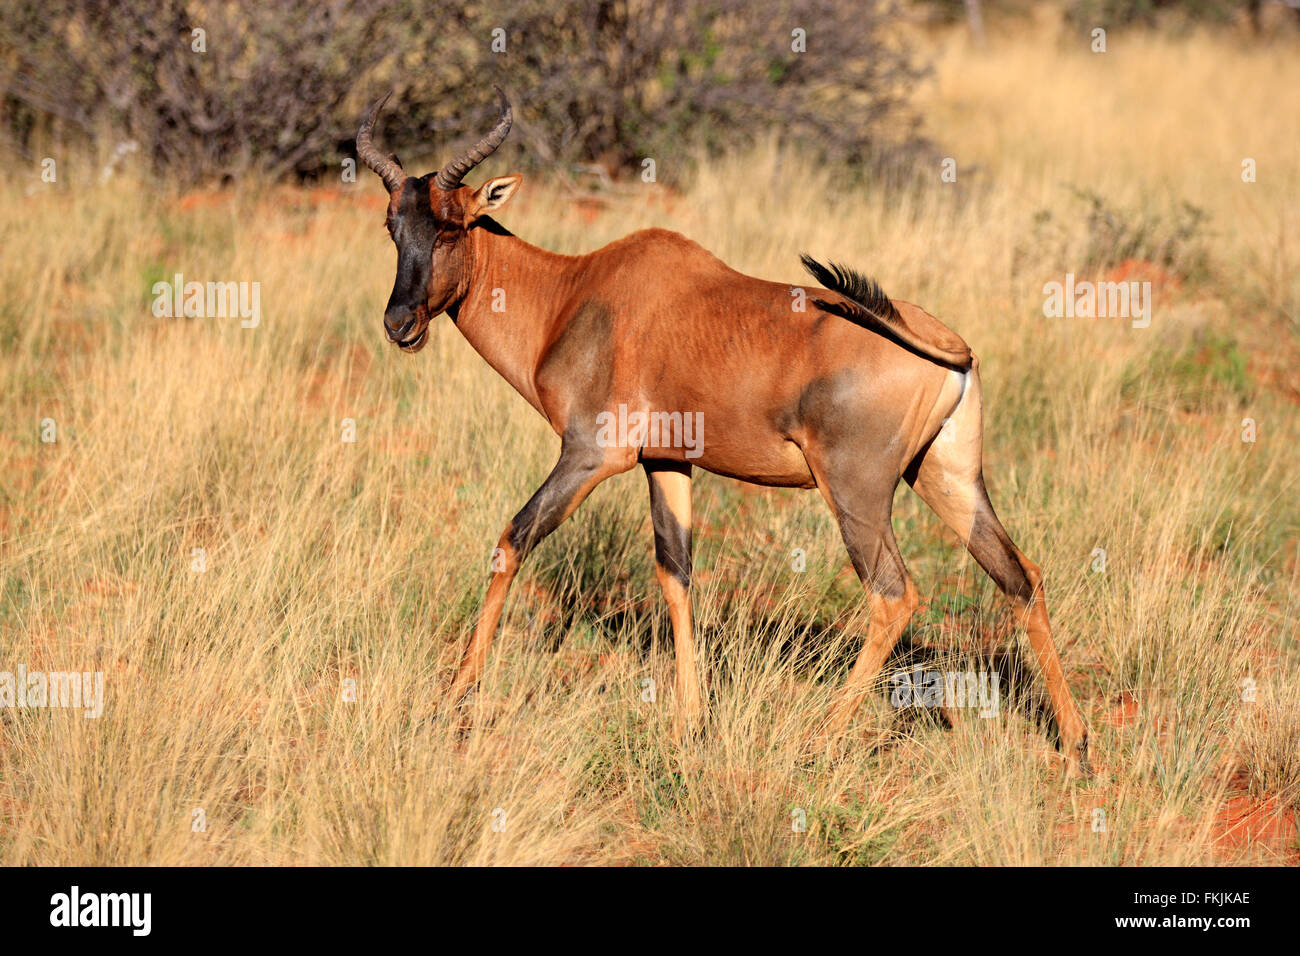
[385,313,415,341]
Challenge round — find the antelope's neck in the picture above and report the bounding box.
[450,226,582,418]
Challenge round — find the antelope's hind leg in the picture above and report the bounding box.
[644,460,703,739]
[905,369,1090,776]
[805,454,919,753]
[447,435,634,706]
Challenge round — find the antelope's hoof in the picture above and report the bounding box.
[803,722,846,761]
[443,678,474,707]
[671,707,704,745]
[1062,729,1092,781]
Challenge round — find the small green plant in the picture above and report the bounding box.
[1122,330,1254,411]
[805,797,900,866]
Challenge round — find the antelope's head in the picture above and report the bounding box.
[356,87,522,353]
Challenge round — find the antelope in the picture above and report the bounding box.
[356,88,1091,775]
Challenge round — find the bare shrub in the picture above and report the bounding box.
[0,0,926,185]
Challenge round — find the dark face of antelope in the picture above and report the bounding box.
[381,175,464,352]
[356,88,521,353]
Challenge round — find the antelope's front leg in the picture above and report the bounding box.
[447,437,631,705]
[644,460,702,738]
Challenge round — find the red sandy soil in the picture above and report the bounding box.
[1212,767,1300,862]
[1105,258,1183,294]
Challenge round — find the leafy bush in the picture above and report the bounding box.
[1027,186,1210,279]
[0,0,408,181]
[0,0,927,185]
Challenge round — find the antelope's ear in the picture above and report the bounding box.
[467,174,522,220]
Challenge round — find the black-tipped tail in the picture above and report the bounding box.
[799,254,972,369]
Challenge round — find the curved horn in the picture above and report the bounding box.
[356,92,405,193]
[435,86,512,191]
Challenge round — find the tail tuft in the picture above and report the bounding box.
[800,253,972,369]
[799,253,902,325]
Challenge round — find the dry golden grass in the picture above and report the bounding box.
[1,23,1297,865]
